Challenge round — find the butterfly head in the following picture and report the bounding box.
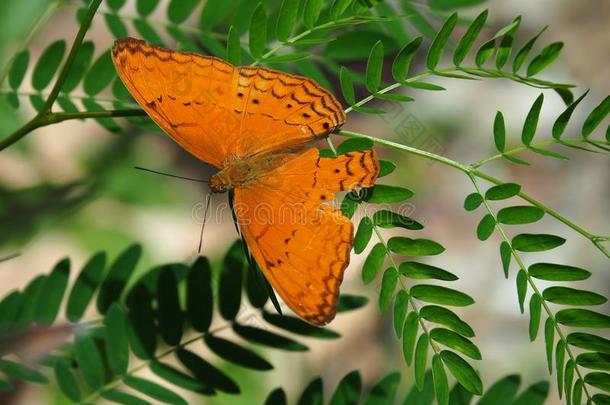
[210,171,231,193]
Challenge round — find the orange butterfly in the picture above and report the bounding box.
[112,38,379,325]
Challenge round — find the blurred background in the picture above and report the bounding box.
[0,0,608,404]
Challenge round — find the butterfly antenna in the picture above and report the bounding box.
[134,166,209,184]
[197,191,212,254]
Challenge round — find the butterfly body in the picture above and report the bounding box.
[112,38,380,324]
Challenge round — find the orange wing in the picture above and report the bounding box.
[111,38,345,167]
[234,148,379,325]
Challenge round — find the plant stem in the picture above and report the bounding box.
[467,173,592,403]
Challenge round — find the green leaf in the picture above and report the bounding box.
[83,50,114,95]
[374,93,414,103]
[500,242,512,278]
[298,377,323,405]
[556,340,566,397]
[74,334,105,389]
[199,0,233,30]
[497,206,544,225]
[372,210,423,231]
[387,237,445,256]
[512,26,547,73]
[567,333,610,355]
[392,36,423,82]
[35,257,69,325]
[0,290,22,333]
[362,243,386,284]
[137,0,160,17]
[464,193,483,211]
[576,353,610,372]
[303,0,323,28]
[125,376,187,405]
[565,359,575,404]
[325,31,400,61]
[545,317,555,373]
[495,17,521,69]
[583,95,610,137]
[399,262,458,281]
[264,52,310,63]
[218,242,244,320]
[133,19,163,45]
[516,269,527,314]
[552,90,589,139]
[204,335,272,370]
[512,381,549,405]
[453,10,488,66]
[527,42,563,77]
[233,324,308,351]
[430,328,481,360]
[366,40,384,93]
[226,26,242,65]
[339,67,355,106]
[522,93,544,145]
[337,137,374,154]
[393,290,409,338]
[364,372,401,404]
[249,3,267,59]
[477,214,496,241]
[529,294,542,341]
[512,234,565,252]
[187,257,213,332]
[54,360,80,402]
[478,374,520,405]
[414,334,429,391]
[405,81,446,91]
[16,275,47,325]
[276,0,299,41]
[543,287,607,306]
[432,354,450,405]
[330,0,353,19]
[263,312,340,339]
[105,303,129,375]
[177,349,240,394]
[449,384,473,405]
[379,267,398,312]
[378,160,396,177]
[9,50,29,90]
[150,361,212,394]
[572,379,583,405]
[411,285,474,307]
[32,40,66,90]
[529,262,590,281]
[592,393,610,404]
[485,183,521,200]
[493,111,506,152]
[101,390,151,405]
[330,370,361,405]
[475,38,496,67]
[402,312,419,365]
[0,359,47,384]
[157,267,183,345]
[266,388,287,405]
[337,294,368,313]
[341,195,358,219]
[97,244,141,314]
[167,0,198,24]
[420,305,475,337]
[127,284,157,359]
[405,371,434,403]
[557,309,610,328]
[440,351,483,396]
[107,0,126,10]
[105,13,128,38]
[426,13,457,70]
[585,372,610,393]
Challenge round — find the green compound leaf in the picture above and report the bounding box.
[453,10,488,66]
[529,294,542,341]
[393,290,409,338]
[529,262,590,281]
[567,333,610,354]
[440,350,483,396]
[543,287,607,306]
[36,257,70,326]
[32,40,66,90]
[362,243,386,284]
[464,193,483,211]
[432,354,450,405]
[527,42,563,77]
[431,328,481,360]
[512,234,565,252]
[485,183,521,200]
[493,111,506,152]
[366,40,384,93]
[204,334,273,370]
[512,26,547,73]
[477,214,496,241]
[249,3,267,59]
[497,206,544,225]
[372,210,423,231]
[420,305,475,338]
[399,262,458,281]
[365,185,414,203]
[411,285,474,307]
[387,237,445,256]
[379,267,398,312]
[276,0,299,42]
[522,93,544,145]
[392,36,422,82]
[556,309,610,328]
[402,312,419,365]
[9,50,30,90]
[426,13,457,70]
[582,95,610,137]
